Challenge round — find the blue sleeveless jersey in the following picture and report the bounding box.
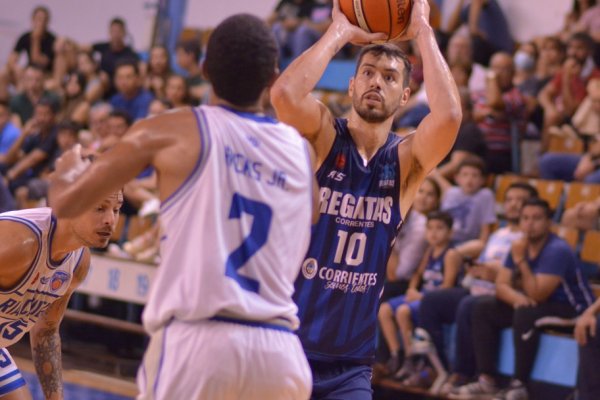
[294,118,403,363]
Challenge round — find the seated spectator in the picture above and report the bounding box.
[143,45,171,98]
[538,33,600,145]
[539,79,600,183]
[58,72,90,125]
[434,158,497,245]
[419,182,538,395]
[472,52,527,174]
[0,101,20,156]
[14,120,79,208]
[450,199,595,399]
[445,32,487,93]
[109,60,153,121]
[77,50,108,104]
[268,0,316,60]
[575,296,600,400]
[147,98,173,118]
[165,74,190,109]
[97,109,131,152]
[2,98,58,194]
[9,64,60,126]
[379,211,462,379]
[561,197,600,230]
[81,102,111,151]
[175,39,209,104]
[437,87,486,179]
[6,6,55,81]
[288,0,332,60]
[51,37,80,93]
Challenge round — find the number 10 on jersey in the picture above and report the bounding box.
[333,230,366,266]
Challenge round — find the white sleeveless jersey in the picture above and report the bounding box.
[142,105,313,333]
[0,208,85,347]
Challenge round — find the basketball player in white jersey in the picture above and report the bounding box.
[48,14,317,400]
[0,191,122,400]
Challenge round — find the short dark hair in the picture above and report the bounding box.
[456,157,486,176]
[32,6,49,19]
[36,97,59,114]
[505,182,538,200]
[176,39,202,62]
[355,43,412,88]
[26,63,45,74]
[521,198,553,219]
[427,210,454,229]
[569,32,595,51]
[114,59,139,75]
[109,109,132,127]
[0,100,9,110]
[110,17,126,29]
[57,120,80,136]
[204,14,278,107]
[423,176,442,203]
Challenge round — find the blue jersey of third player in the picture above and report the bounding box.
[294,118,403,363]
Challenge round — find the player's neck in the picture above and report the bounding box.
[50,220,83,262]
[346,113,392,162]
[213,98,263,115]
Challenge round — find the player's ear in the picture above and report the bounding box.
[348,77,355,97]
[268,66,280,87]
[201,60,210,81]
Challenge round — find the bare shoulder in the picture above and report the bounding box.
[0,220,40,270]
[124,108,198,144]
[72,248,91,286]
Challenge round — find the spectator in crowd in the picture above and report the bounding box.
[288,0,332,60]
[14,120,79,208]
[97,109,131,152]
[2,98,58,194]
[143,45,171,98]
[561,197,600,230]
[109,60,153,121]
[437,87,487,179]
[9,64,60,126]
[77,50,107,104]
[51,37,80,93]
[81,102,111,151]
[539,79,600,183]
[536,36,566,84]
[87,17,139,96]
[434,158,497,245]
[175,39,209,104]
[419,182,538,395]
[445,32,487,93]
[268,0,317,59]
[450,199,595,399]
[575,296,600,400]
[147,98,173,118]
[58,71,90,125]
[7,6,56,76]
[164,74,190,109]
[538,32,600,144]
[446,0,514,66]
[0,101,21,156]
[379,211,462,380]
[473,52,527,174]
[560,0,598,42]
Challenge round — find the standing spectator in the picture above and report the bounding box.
[7,6,56,75]
[175,40,209,104]
[575,296,600,400]
[109,61,153,121]
[450,199,595,399]
[9,64,60,126]
[473,52,526,174]
[0,101,20,156]
[143,45,171,98]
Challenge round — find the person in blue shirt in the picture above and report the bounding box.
[109,60,154,121]
[0,101,20,155]
[575,296,600,400]
[450,198,595,400]
[270,0,462,398]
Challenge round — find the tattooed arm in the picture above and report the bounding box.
[30,249,91,400]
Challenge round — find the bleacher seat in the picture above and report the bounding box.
[552,225,579,250]
[548,136,584,154]
[564,183,600,210]
[529,179,564,210]
[580,230,600,265]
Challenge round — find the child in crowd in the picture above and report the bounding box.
[378,211,462,379]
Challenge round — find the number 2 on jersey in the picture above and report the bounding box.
[225,193,273,293]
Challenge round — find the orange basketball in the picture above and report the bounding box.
[340,0,412,41]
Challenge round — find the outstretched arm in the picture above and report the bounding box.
[30,249,90,400]
[270,0,385,158]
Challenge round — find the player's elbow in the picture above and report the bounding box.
[270,79,297,114]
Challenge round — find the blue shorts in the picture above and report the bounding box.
[386,295,420,325]
[310,359,372,400]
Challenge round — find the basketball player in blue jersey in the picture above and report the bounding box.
[0,191,122,400]
[48,14,318,400]
[270,0,461,398]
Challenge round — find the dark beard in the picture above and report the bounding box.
[355,106,389,123]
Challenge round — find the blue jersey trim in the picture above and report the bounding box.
[161,107,212,213]
[0,370,19,382]
[0,378,26,396]
[209,316,293,333]
[0,217,43,294]
[72,248,86,275]
[218,105,278,124]
[46,215,71,269]
[153,318,171,398]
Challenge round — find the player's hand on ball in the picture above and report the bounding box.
[332,0,386,45]
[392,0,431,42]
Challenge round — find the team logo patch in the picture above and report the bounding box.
[335,153,346,170]
[379,163,396,189]
[46,271,70,292]
[301,258,319,280]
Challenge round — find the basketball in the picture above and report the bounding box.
[340,0,412,41]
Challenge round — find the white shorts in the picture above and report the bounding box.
[137,318,312,400]
[0,348,26,396]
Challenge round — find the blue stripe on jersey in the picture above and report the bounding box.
[25,289,60,298]
[0,378,26,396]
[0,370,19,382]
[209,316,293,332]
[0,217,43,295]
[161,106,212,214]
[218,105,278,124]
[72,248,86,275]
[294,118,403,363]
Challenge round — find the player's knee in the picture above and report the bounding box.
[396,304,411,320]
[379,302,392,320]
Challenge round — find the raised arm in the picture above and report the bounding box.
[30,249,90,400]
[270,0,384,156]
